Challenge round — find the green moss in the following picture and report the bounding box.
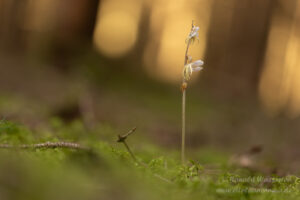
[0,120,298,200]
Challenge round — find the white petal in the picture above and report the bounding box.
[190,32,197,37]
[192,66,203,72]
[192,60,204,67]
[188,26,200,38]
[183,64,193,80]
[188,64,193,74]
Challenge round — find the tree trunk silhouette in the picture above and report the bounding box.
[203,0,275,98]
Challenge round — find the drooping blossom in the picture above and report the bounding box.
[183,60,204,81]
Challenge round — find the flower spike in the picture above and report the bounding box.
[186,26,200,44]
[181,21,205,164]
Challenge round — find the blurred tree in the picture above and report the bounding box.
[0,0,100,71]
[46,0,101,71]
[0,0,27,52]
[52,0,100,44]
[203,0,275,98]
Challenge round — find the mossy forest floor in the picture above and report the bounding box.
[0,55,300,199]
[0,119,299,200]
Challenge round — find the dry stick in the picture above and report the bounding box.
[117,127,146,167]
[181,22,194,165]
[123,140,139,162]
[117,127,173,184]
[0,142,89,150]
[117,127,138,161]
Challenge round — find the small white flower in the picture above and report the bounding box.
[183,60,204,81]
[186,26,200,44]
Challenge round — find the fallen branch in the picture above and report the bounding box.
[0,141,89,150]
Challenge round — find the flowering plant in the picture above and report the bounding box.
[181,22,204,164]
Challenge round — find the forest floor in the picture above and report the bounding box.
[0,53,299,199]
[0,120,299,200]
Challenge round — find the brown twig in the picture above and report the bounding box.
[117,127,173,184]
[0,142,89,150]
[117,127,136,142]
[117,127,138,162]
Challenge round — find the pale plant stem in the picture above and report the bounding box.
[182,39,191,165]
[181,89,186,164]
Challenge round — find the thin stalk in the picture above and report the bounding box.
[123,141,138,162]
[181,89,186,164]
[181,22,193,164]
[117,128,172,184]
[117,127,139,162]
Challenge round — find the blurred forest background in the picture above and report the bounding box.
[0,0,300,171]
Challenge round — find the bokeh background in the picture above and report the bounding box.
[1,0,300,171]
